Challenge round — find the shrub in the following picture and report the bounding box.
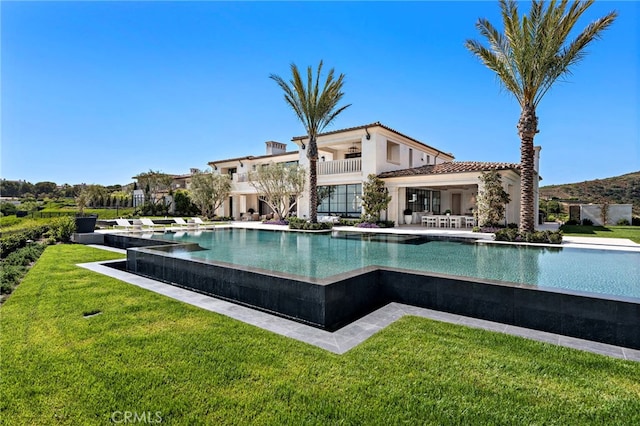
[616,218,630,226]
[581,218,594,226]
[356,222,379,228]
[564,219,579,226]
[288,218,332,230]
[376,220,395,228]
[338,218,360,227]
[403,208,412,216]
[472,226,481,233]
[0,264,24,294]
[48,216,76,242]
[0,223,50,258]
[633,217,640,226]
[494,229,562,244]
[0,243,46,295]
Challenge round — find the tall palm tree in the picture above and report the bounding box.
[270,61,351,223]
[466,0,617,232]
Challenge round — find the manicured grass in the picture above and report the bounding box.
[1,245,639,425]
[560,225,640,243]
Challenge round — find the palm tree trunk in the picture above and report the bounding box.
[517,103,538,233]
[308,136,318,223]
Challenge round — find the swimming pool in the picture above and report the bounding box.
[153,229,640,300]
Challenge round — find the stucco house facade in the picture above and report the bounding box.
[204,122,540,226]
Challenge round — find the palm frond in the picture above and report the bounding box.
[467,0,617,108]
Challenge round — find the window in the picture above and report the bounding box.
[387,141,400,164]
[426,154,431,164]
[317,184,362,217]
[405,188,441,213]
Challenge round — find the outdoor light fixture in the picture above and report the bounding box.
[365,127,371,140]
[239,160,244,167]
[348,143,359,154]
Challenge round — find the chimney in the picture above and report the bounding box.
[533,146,542,173]
[265,141,287,155]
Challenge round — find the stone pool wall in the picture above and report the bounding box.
[112,235,640,349]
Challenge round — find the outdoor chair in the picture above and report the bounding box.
[191,217,216,229]
[173,217,193,228]
[449,216,462,228]
[438,216,449,228]
[113,218,135,230]
[139,218,166,231]
[465,216,476,228]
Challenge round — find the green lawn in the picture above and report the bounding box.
[560,225,640,244]
[1,245,639,425]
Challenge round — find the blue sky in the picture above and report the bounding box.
[2,1,638,187]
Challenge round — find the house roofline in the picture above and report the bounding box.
[292,121,454,159]
[207,150,299,166]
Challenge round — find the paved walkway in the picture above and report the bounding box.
[80,245,639,362]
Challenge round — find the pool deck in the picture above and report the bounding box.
[83,224,640,361]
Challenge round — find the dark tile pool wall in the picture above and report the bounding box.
[112,235,640,349]
[127,248,384,330]
[380,270,640,349]
[104,234,176,250]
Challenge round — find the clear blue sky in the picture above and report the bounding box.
[2,1,638,187]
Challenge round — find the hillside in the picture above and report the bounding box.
[540,171,640,216]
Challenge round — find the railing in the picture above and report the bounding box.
[234,173,249,183]
[318,158,361,175]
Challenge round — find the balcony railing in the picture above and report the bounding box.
[318,158,361,175]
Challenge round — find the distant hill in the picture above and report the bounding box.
[540,171,640,216]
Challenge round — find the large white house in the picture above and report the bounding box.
[203,122,540,226]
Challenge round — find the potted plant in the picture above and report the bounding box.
[75,188,97,233]
[444,209,452,216]
[403,208,413,225]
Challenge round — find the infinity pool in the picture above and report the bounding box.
[152,229,640,299]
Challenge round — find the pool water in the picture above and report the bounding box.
[154,229,640,299]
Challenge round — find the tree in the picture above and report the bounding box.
[249,162,306,219]
[466,0,617,232]
[189,170,231,219]
[270,61,350,223]
[173,190,198,216]
[361,174,391,223]
[476,170,511,227]
[135,170,173,206]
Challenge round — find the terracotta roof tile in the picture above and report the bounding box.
[378,161,521,178]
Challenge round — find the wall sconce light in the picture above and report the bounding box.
[348,143,359,154]
[212,164,217,170]
[301,143,306,149]
[239,160,244,167]
[365,127,371,140]
[321,156,325,162]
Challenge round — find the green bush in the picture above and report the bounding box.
[338,218,360,227]
[0,264,25,294]
[47,216,76,242]
[0,243,46,295]
[376,220,396,228]
[494,229,563,244]
[288,218,333,230]
[0,223,50,258]
[564,219,579,225]
[581,218,594,226]
[616,218,630,226]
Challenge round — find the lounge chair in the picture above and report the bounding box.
[113,218,135,230]
[139,218,166,231]
[173,217,192,228]
[191,217,216,229]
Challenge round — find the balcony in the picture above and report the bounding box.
[318,158,361,175]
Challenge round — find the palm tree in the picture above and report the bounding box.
[270,61,351,223]
[466,0,617,232]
